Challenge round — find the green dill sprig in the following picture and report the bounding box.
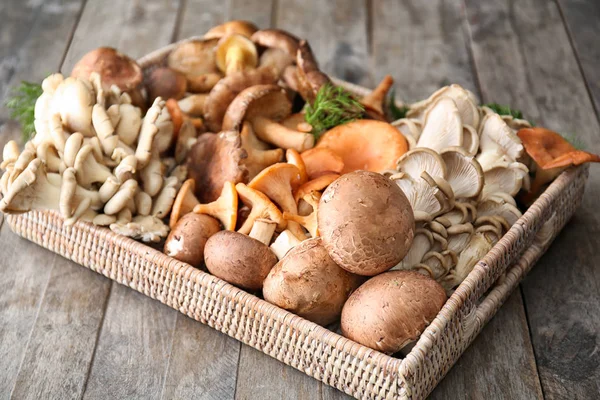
[5,81,43,142]
[483,102,524,120]
[304,83,365,138]
[387,88,409,120]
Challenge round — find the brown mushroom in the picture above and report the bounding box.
[263,237,362,326]
[283,191,320,237]
[187,130,248,203]
[318,171,415,276]
[169,178,199,228]
[146,67,187,103]
[239,121,283,180]
[222,84,314,152]
[204,219,278,290]
[316,120,408,173]
[164,213,221,267]
[251,29,300,56]
[193,181,238,230]
[235,183,285,234]
[282,113,312,133]
[296,40,331,103]
[341,270,446,354]
[361,75,394,120]
[167,39,219,79]
[204,20,258,40]
[215,34,258,76]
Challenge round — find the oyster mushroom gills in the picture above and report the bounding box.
[3,20,596,356]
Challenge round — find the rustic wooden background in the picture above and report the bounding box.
[0,0,598,399]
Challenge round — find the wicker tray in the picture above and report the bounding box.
[3,38,590,399]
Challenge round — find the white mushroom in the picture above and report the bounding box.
[135,98,163,168]
[390,171,453,221]
[53,77,95,136]
[115,103,142,146]
[396,148,447,181]
[476,112,523,171]
[481,161,529,198]
[441,148,484,200]
[109,215,169,243]
[151,176,180,218]
[408,84,480,128]
[139,154,164,197]
[416,97,463,152]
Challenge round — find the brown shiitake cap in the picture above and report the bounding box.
[222,84,292,132]
[167,39,219,78]
[204,229,278,290]
[251,29,300,56]
[318,171,415,276]
[204,20,259,40]
[164,213,221,267]
[341,270,446,354]
[147,67,187,102]
[71,47,143,91]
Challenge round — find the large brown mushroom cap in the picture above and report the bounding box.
[204,230,278,290]
[251,29,300,56]
[164,213,221,267]
[318,171,415,276]
[204,20,258,39]
[71,47,143,92]
[263,237,362,326]
[341,270,446,354]
[167,39,219,77]
[147,67,187,102]
[187,131,248,203]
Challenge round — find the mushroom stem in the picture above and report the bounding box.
[248,218,277,245]
[252,116,314,152]
[361,74,394,116]
[269,229,302,259]
[225,46,248,75]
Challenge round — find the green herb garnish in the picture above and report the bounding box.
[388,88,409,120]
[483,102,524,120]
[304,83,364,138]
[5,81,42,142]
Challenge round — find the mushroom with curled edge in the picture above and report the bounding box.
[300,148,344,180]
[476,112,524,171]
[215,34,258,76]
[294,173,340,216]
[285,149,308,186]
[193,181,238,231]
[203,67,279,132]
[187,130,248,203]
[53,77,96,137]
[247,162,305,239]
[389,171,453,222]
[63,132,84,168]
[341,270,446,354]
[477,197,522,228]
[263,237,363,326]
[104,179,138,215]
[73,144,114,188]
[115,103,142,146]
[164,213,221,267]
[204,218,279,290]
[222,84,314,152]
[269,229,303,260]
[415,97,463,152]
[167,39,222,94]
[146,67,187,103]
[481,161,529,199]
[71,47,145,109]
[440,147,484,200]
[396,148,447,182]
[316,120,408,174]
[204,20,258,39]
[239,121,283,180]
[153,106,175,155]
[283,191,320,238]
[407,84,480,129]
[169,179,199,228]
[235,183,285,235]
[114,155,137,183]
[360,74,394,121]
[318,171,415,276]
[392,118,422,150]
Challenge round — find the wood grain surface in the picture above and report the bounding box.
[0,0,598,399]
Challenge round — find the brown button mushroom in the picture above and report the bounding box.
[318,171,415,276]
[316,120,408,174]
[146,67,187,103]
[187,130,248,203]
[222,84,314,152]
[204,20,258,40]
[263,237,362,326]
[164,213,221,267]
[215,34,258,76]
[204,219,278,290]
[341,270,446,354]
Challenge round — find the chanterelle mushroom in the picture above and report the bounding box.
[235,183,285,234]
[222,84,314,152]
[193,181,238,231]
[187,130,248,203]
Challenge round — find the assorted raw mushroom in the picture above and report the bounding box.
[2,20,599,356]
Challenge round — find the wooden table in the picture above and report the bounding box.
[1,0,598,398]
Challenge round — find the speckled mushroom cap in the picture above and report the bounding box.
[318,171,415,276]
[340,270,447,354]
[71,47,143,91]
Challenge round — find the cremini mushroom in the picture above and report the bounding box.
[239,121,283,180]
[222,84,314,152]
[164,213,221,267]
[147,67,187,102]
[318,171,415,276]
[187,130,248,203]
[204,218,278,290]
[215,34,258,76]
[204,20,258,39]
[300,148,344,179]
[193,181,238,230]
[263,237,362,326]
[316,120,408,173]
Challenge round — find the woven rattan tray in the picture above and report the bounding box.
[4,38,590,399]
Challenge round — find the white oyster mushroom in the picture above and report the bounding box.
[396,148,447,181]
[115,103,143,146]
[416,97,463,152]
[393,228,435,270]
[435,203,477,227]
[476,112,524,171]
[408,84,480,128]
[441,148,484,199]
[462,125,479,156]
[54,77,95,137]
[392,118,422,149]
[391,171,453,221]
[482,161,529,198]
[135,98,163,168]
[73,144,113,188]
[110,215,169,243]
[477,198,522,227]
[153,106,175,154]
[152,176,180,218]
[446,223,474,254]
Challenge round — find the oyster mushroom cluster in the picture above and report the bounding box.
[0,70,192,242]
[389,84,529,292]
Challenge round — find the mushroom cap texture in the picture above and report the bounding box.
[204,230,278,290]
[187,131,248,203]
[167,39,219,77]
[318,171,415,276]
[147,67,187,102]
[251,29,300,56]
[263,238,362,326]
[71,47,142,91]
[164,213,221,267]
[341,270,446,354]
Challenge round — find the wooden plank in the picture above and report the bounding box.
[10,260,111,400]
[431,291,544,399]
[556,0,600,115]
[277,0,372,87]
[464,1,600,398]
[161,315,241,399]
[177,0,227,40]
[371,0,478,102]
